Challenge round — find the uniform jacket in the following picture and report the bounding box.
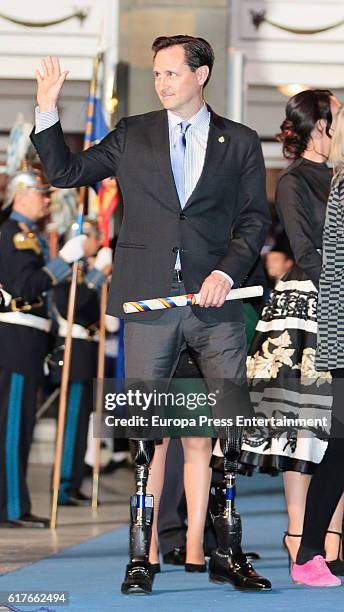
[52,271,100,381]
[0,218,52,377]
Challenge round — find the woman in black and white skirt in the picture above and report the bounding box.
[240,89,344,570]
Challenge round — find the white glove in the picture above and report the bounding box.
[59,235,87,263]
[94,247,113,271]
[105,314,120,333]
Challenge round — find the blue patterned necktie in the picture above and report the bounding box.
[171,121,190,208]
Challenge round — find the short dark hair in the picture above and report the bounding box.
[152,35,215,87]
[277,89,334,159]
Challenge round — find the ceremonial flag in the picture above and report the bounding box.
[84,52,120,235]
[98,178,120,247]
[83,87,108,149]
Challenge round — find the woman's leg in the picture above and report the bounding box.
[182,436,212,564]
[296,369,344,563]
[325,493,344,561]
[147,438,170,564]
[283,471,311,561]
[283,473,344,562]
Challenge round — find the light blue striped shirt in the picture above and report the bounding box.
[35,106,59,132]
[167,104,232,285]
[167,103,210,203]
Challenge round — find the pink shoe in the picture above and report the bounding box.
[291,555,341,587]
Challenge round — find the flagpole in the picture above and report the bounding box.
[92,276,108,509]
[91,60,119,509]
[50,54,101,529]
[50,204,84,528]
[79,51,103,209]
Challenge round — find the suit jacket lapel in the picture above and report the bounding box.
[150,110,181,210]
[184,109,231,210]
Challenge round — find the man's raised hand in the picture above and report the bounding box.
[36,56,69,112]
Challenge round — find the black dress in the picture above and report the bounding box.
[240,158,333,475]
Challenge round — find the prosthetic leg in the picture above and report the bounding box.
[121,440,155,594]
[209,426,271,591]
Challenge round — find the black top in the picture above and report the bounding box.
[275,157,332,286]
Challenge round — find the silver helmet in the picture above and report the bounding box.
[4,168,52,209]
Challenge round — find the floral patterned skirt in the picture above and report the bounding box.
[240,267,332,475]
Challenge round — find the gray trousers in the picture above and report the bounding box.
[124,280,247,553]
[124,280,247,382]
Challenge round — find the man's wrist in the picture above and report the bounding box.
[35,106,59,134]
[212,269,234,288]
[38,104,57,113]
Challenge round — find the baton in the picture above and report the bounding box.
[123,285,263,314]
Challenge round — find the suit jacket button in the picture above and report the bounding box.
[180,213,187,220]
[172,246,179,253]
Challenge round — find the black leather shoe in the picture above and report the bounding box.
[246,552,261,560]
[0,513,50,528]
[58,489,92,507]
[121,562,153,594]
[100,459,129,474]
[83,463,93,478]
[185,563,207,573]
[149,563,161,574]
[163,545,186,565]
[208,550,272,591]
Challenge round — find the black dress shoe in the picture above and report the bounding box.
[185,562,207,573]
[208,550,272,591]
[246,552,261,561]
[121,561,154,594]
[149,562,161,574]
[100,459,128,474]
[0,513,50,528]
[83,463,93,478]
[58,489,92,507]
[163,545,186,565]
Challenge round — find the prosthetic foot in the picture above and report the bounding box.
[121,440,155,595]
[209,429,271,591]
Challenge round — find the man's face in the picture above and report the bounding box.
[19,188,51,221]
[153,45,205,115]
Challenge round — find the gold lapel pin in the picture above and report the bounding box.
[218,136,225,143]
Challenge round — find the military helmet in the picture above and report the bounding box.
[4,167,52,209]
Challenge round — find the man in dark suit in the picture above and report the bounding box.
[31,35,271,594]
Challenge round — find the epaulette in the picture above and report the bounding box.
[13,231,42,255]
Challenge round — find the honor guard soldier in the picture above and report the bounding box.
[50,219,112,506]
[0,168,95,527]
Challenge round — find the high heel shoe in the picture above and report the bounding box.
[326,530,344,576]
[282,532,302,572]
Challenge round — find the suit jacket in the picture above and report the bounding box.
[31,108,270,322]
